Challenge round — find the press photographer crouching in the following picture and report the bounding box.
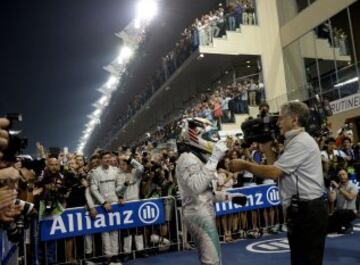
[328,169,358,234]
[230,101,328,265]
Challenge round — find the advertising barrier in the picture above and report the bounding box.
[40,198,165,241]
[40,185,282,241]
[215,184,281,216]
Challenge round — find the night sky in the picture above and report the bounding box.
[0,0,133,155]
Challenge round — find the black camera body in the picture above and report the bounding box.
[5,199,36,243]
[241,114,280,144]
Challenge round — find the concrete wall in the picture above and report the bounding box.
[257,0,288,111]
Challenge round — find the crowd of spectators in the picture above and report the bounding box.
[316,22,349,56]
[0,95,360,263]
[112,0,258,136]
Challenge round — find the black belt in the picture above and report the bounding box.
[298,196,325,207]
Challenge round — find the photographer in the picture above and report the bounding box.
[0,167,22,223]
[328,169,358,234]
[0,118,30,223]
[230,101,327,265]
[36,157,66,216]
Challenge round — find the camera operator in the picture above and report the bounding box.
[230,101,327,265]
[90,151,124,265]
[328,169,358,234]
[256,103,279,234]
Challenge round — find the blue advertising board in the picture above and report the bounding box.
[40,199,165,241]
[215,184,281,216]
[41,181,360,241]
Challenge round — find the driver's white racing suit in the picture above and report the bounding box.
[176,145,228,265]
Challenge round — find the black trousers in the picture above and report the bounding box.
[287,197,328,265]
[328,209,357,233]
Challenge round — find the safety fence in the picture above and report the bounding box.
[6,182,356,264]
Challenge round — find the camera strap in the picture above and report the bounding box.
[295,171,300,198]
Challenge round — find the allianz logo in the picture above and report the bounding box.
[216,186,281,212]
[246,238,290,253]
[138,202,160,224]
[266,186,281,206]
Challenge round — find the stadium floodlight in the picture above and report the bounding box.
[99,95,109,106]
[117,46,134,64]
[106,75,118,89]
[93,108,102,117]
[83,132,91,140]
[136,0,158,22]
[134,19,141,29]
[88,119,99,127]
[84,126,93,134]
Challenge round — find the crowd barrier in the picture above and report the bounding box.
[5,181,360,264]
[0,230,19,265]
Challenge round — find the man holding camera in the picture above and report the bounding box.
[328,169,358,234]
[230,101,328,265]
[0,118,23,222]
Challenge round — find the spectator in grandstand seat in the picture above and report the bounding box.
[213,98,223,130]
[328,169,358,234]
[221,91,233,123]
[230,101,328,265]
[209,11,220,40]
[240,82,249,113]
[216,7,226,37]
[90,151,124,265]
[234,1,243,28]
[249,79,257,106]
[227,4,237,31]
